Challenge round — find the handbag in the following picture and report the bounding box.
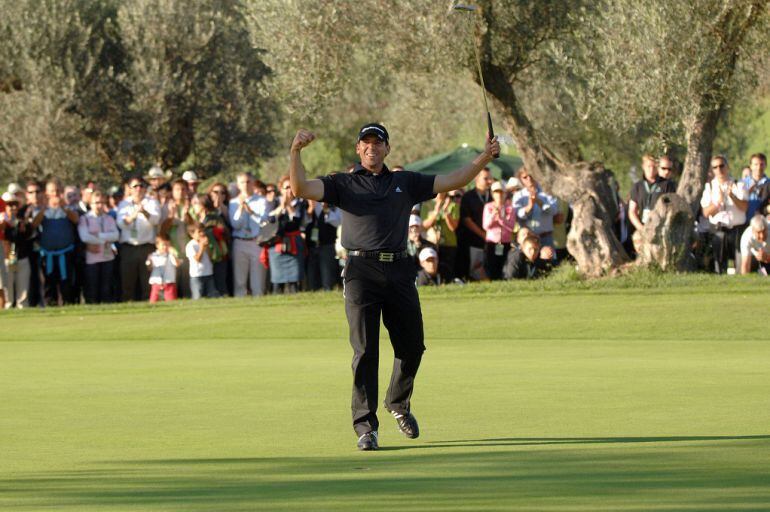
[257,220,280,247]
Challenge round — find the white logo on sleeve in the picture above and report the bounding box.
[395,186,402,193]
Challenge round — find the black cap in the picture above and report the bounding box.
[357,123,389,143]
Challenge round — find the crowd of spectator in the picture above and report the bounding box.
[0,152,768,309]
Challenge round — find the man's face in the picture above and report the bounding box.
[149,177,164,191]
[518,171,537,191]
[408,225,421,242]
[476,170,493,191]
[658,158,674,180]
[750,157,766,180]
[64,187,80,205]
[355,135,389,171]
[26,185,42,206]
[421,257,438,276]
[642,158,657,181]
[523,241,540,262]
[172,183,186,202]
[711,158,728,180]
[129,180,146,202]
[45,183,61,202]
[237,175,253,196]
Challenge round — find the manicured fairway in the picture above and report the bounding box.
[1,275,769,511]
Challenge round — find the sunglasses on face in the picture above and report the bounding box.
[712,164,726,170]
[660,167,672,171]
[212,189,226,194]
[131,183,146,189]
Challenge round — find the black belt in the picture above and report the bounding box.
[234,236,257,241]
[348,250,408,262]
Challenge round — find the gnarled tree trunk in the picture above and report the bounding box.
[485,69,629,276]
[677,105,723,214]
[634,193,695,271]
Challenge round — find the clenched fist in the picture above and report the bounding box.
[483,133,500,160]
[291,129,316,152]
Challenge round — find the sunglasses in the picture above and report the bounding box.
[211,189,226,194]
[712,164,726,169]
[131,183,147,189]
[659,167,672,171]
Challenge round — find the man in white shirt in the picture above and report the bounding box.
[117,177,161,300]
[700,155,748,274]
[228,172,268,297]
[739,214,770,275]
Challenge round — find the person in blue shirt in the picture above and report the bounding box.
[30,179,80,305]
[512,168,559,248]
[229,172,268,297]
[742,153,769,219]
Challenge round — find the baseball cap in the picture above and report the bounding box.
[182,170,200,183]
[491,181,504,193]
[419,247,438,262]
[357,123,389,143]
[2,191,18,203]
[506,177,521,190]
[409,214,422,228]
[7,183,22,195]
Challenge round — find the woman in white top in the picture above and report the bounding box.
[77,191,119,303]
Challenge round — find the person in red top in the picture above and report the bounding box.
[482,180,517,280]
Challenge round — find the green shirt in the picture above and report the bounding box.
[420,200,459,248]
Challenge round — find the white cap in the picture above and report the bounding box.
[409,214,422,227]
[506,177,520,190]
[146,165,167,179]
[491,181,504,193]
[7,183,22,194]
[182,170,200,182]
[1,191,16,203]
[419,247,438,262]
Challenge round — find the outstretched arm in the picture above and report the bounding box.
[433,136,500,194]
[289,129,324,201]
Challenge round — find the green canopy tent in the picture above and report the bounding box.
[404,144,523,182]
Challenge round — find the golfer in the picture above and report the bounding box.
[290,123,500,450]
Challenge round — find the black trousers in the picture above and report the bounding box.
[343,256,425,436]
[120,243,154,301]
[710,225,741,274]
[483,241,511,281]
[84,261,114,304]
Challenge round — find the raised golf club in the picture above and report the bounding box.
[453,3,499,158]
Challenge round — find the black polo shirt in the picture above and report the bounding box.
[630,176,676,214]
[320,164,436,251]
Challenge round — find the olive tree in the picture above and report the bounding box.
[246,0,770,275]
[0,0,102,183]
[117,0,277,175]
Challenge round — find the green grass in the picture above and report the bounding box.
[1,274,769,511]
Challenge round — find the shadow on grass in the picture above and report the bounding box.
[2,436,770,511]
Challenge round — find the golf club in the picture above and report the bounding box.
[452,3,499,158]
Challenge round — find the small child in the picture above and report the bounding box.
[185,224,219,299]
[146,233,179,303]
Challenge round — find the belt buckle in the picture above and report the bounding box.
[378,252,394,262]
